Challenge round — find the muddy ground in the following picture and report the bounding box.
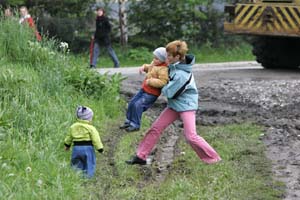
[116,64,300,200]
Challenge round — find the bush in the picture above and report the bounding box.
[64,60,125,99]
[38,16,91,53]
[126,47,152,62]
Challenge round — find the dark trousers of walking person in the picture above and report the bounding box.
[91,41,119,68]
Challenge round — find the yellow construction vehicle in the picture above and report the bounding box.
[224,0,300,69]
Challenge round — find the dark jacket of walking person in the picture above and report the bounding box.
[90,7,119,68]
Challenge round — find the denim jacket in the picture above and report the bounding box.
[162,54,198,112]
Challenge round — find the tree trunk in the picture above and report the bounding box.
[118,0,128,46]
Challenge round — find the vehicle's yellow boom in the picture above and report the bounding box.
[224,2,300,37]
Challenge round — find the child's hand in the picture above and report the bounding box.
[146,79,150,85]
[139,66,145,74]
[98,148,104,153]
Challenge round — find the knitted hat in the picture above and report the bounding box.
[153,47,167,62]
[76,106,94,121]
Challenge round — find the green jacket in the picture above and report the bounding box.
[64,119,103,151]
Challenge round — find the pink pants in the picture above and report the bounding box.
[137,108,221,164]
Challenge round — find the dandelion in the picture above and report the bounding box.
[36,179,43,187]
[60,162,67,168]
[180,151,186,156]
[59,42,69,50]
[25,166,32,173]
[2,163,8,169]
[28,41,34,47]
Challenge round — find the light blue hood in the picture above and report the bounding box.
[169,54,195,73]
[162,54,198,112]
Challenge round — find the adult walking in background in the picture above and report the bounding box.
[126,40,221,165]
[90,7,119,68]
[19,6,42,41]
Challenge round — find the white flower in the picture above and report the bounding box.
[8,173,14,177]
[59,42,69,49]
[25,166,32,173]
[2,163,8,169]
[36,179,43,187]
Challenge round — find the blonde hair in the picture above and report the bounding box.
[166,40,188,61]
[20,6,28,11]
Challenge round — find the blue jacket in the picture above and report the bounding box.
[162,54,198,112]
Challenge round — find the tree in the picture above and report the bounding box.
[118,0,127,46]
[128,0,207,48]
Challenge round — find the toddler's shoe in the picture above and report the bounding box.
[125,126,140,132]
[125,155,146,165]
[119,123,130,129]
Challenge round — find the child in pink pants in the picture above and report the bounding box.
[126,40,221,165]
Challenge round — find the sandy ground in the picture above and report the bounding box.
[99,61,300,200]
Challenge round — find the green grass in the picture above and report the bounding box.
[82,120,284,200]
[85,121,284,200]
[74,42,254,68]
[0,17,282,200]
[0,18,125,199]
[195,43,255,63]
[0,58,125,199]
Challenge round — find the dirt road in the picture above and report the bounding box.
[98,61,300,200]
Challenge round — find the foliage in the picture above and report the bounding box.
[1,0,250,52]
[0,17,125,199]
[1,0,95,17]
[128,0,202,47]
[1,0,99,53]
[64,61,125,99]
[38,15,91,52]
[128,0,232,48]
[0,18,56,66]
[126,47,152,62]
